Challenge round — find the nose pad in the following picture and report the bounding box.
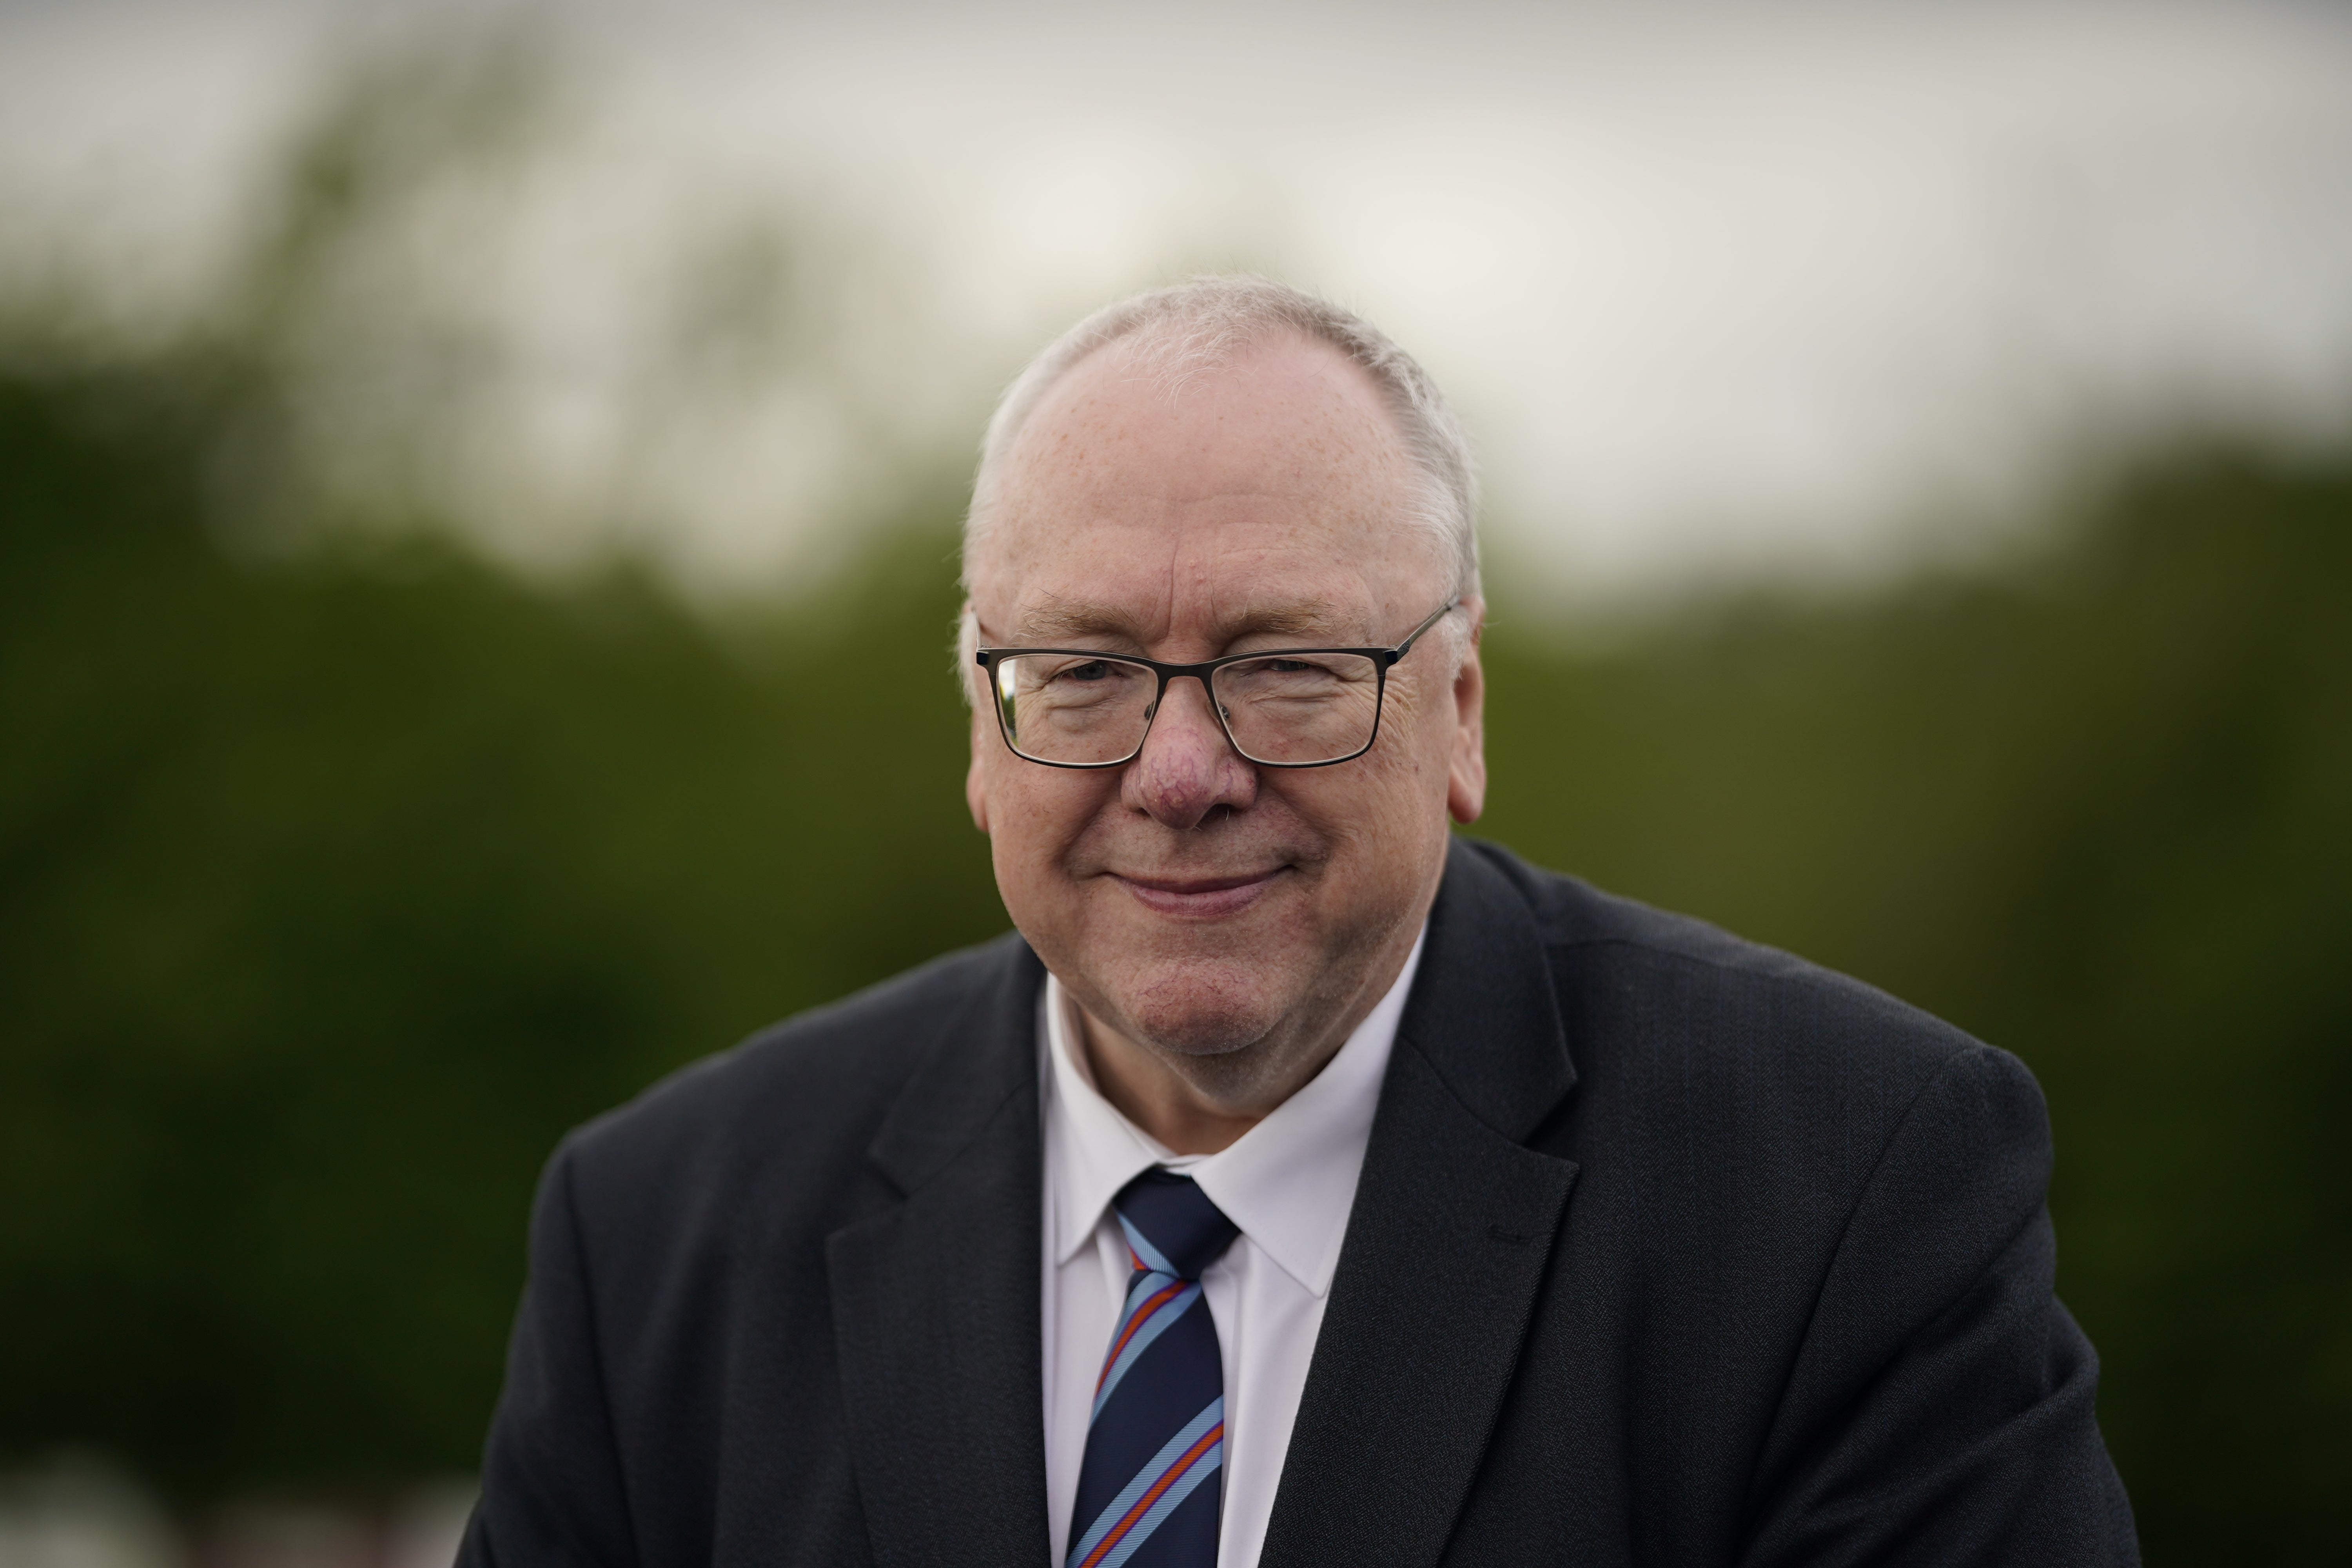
[1141,674,1231,753]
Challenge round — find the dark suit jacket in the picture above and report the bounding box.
[461,838,2137,1567]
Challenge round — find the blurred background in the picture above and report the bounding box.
[2,0,2348,1563]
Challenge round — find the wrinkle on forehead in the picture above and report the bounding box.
[1004,594,1351,651]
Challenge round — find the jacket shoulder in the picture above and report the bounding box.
[1458,836,1997,1100]
[557,930,1028,1221]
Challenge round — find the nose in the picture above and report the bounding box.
[1122,674,1258,830]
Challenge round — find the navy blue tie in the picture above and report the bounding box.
[1067,1169,1240,1568]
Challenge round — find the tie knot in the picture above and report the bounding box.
[1113,1169,1239,1281]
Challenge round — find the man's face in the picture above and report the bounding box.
[964,333,1486,1068]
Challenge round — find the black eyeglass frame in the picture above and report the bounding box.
[973,599,1462,770]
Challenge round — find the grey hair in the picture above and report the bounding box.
[960,276,1480,602]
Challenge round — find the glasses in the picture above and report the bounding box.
[974,601,1459,769]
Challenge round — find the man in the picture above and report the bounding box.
[461,278,2138,1566]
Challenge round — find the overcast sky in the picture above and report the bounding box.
[5,0,2350,604]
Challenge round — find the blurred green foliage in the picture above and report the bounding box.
[0,355,1005,1495]
[4,346,2347,1563]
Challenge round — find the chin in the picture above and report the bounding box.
[1111,957,1292,1058]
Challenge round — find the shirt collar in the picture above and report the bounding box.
[1041,926,1425,1298]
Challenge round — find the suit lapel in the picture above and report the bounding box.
[1259,842,1581,1568]
[827,939,1053,1568]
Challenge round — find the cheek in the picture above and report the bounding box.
[984,757,1117,864]
[1274,741,1445,862]
[1359,675,1457,795]
[1278,684,1458,871]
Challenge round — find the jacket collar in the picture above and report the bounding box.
[1401,837,1578,1138]
[828,936,1053,1568]
[866,932,1045,1196]
[1259,838,1583,1568]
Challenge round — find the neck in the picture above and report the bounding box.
[1075,1007,1269,1155]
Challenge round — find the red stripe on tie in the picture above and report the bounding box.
[1073,1421,1223,1568]
[1094,1281,1186,1394]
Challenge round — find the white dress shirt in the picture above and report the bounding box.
[1040,928,1425,1568]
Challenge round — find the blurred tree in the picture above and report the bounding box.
[0,357,1004,1495]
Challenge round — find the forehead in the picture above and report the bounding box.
[975,333,1437,641]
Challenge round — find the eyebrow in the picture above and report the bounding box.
[1006,597,1356,648]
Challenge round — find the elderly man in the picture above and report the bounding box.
[462,279,2137,1567]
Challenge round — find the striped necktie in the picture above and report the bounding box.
[1067,1169,1240,1568]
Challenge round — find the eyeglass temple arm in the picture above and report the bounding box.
[1385,599,1464,665]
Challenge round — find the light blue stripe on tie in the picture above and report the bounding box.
[1118,1265,1174,1330]
[1117,1211,1177,1278]
[1094,1430,1222,1568]
[1091,1279,1201,1423]
[1068,1398,1225,1568]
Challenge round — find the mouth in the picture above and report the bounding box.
[1109,866,1289,919]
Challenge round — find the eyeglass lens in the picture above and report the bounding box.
[993,652,1385,766]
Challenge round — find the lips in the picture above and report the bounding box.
[1109,867,1288,919]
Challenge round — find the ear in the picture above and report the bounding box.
[959,603,994,833]
[966,697,994,834]
[1445,598,1487,825]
